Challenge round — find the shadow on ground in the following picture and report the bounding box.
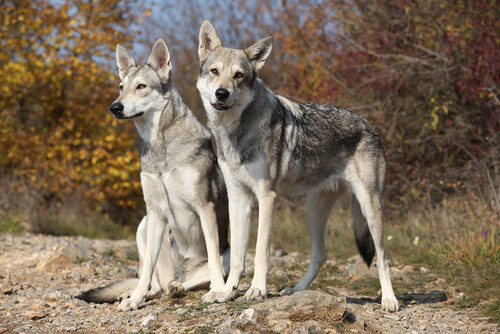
[347,289,447,308]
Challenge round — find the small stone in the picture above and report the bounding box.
[302,320,324,334]
[74,299,89,308]
[126,326,139,333]
[274,249,287,257]
[124,267,138,278]
[239,308,258,324]
[384,313,400,321]
[273,320,289,332]
[72,271,83,282]
[45,291,61,302]
[141,312,157,327]
[419,267,428,273]
[29,312,47,320]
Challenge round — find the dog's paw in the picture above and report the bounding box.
[202,289,235,303]
[117,298,140,311]
[168,281,185,298]
[381,295,399,312]
[244,287,267,300]
[279,287,295,296]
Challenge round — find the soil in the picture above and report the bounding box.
[0,233,498,333]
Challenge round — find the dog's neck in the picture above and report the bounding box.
[207,80,282,164]
[133,87,184,146]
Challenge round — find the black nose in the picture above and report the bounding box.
[109,102,124,116]
[215,88,230,101]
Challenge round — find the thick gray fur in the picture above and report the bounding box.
[196,20,399,312]
[77,38,230,310]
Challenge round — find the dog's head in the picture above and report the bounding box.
[196,20,272,119]
[109,38,172,120]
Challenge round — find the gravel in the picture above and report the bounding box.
[0,233,498,333]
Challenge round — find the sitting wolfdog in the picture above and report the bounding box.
[196,20,399,312]
[77,38,230,310]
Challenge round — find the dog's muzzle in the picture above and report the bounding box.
[212,88,232,110]
[109,102,124,118]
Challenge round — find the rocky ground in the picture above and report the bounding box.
[0,233,498,333]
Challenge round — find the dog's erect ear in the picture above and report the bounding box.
[198,19,222,63]
[147,38,172,83]
[116,44,136,80]
[244,37,273,71]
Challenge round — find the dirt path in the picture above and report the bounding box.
[0,234,497,333]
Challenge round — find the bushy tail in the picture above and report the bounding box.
[75,279,138,303]
[352,194,375,267]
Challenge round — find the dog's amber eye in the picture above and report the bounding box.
[119,85,123,91]
[136,84,147,90]
[234,72,243,79]
[210,68,219,75]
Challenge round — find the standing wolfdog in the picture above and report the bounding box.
[196,20,399,312]
[77,38,230,310]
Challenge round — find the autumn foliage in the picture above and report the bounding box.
[0,0,498,230]
[0,0,143,224]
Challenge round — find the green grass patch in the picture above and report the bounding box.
[0,214,24,234]
[193,325,215,333]
[226,299,263,313]
[101,248,116,257]
[33,213,133,239]
[351,277,380,296]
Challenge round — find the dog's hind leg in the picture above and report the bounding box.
[281,191,338,295]
[169,247,231,299]
[135,217,162,300]
[150,224,175,299]
[346,157,399,312]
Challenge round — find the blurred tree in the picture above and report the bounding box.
[1,0,497,228]
[0,0,144,222]
[276,0,500,204]
[133,0,284,121]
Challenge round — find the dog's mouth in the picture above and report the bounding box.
[113,112,144,120]
[211,102,232,111]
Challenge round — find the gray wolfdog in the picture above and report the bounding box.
[77,38,230,310]
[196,20,399,312]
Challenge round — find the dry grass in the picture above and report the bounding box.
[266,190,499,322]
[0,176,135,239]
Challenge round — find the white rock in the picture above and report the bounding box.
[140,313,157,327]
[239,308,257,324]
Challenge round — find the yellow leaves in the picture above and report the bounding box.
[0,0,142,215]
[426,96,453,131]
[104,134,115,142]
[78,149,88,160]
[108,167,120,177]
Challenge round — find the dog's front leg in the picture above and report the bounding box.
[245,189,277,300]
[118,173,166,311]
[198,203,227,303]
[118,213,165,311]
[219,162,253,301]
